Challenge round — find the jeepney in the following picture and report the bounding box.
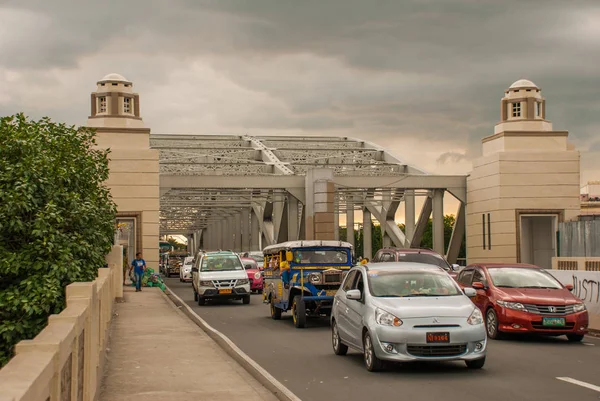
[263,240,353,328]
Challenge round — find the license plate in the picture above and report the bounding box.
[219,289,232,294]
[325,290,337,296]
[426,332,450,343]
[542,317,565,327]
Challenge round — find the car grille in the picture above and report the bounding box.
[212,279,236,289]
[523,304,576,315]
[407,344,467,357]
[323,272,342,284]
[531,322,575,330]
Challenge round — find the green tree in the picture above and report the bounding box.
[167,237,186,251]
[0,114,116,366]
[399,215,466,259]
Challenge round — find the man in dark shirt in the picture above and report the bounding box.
[131,252,146,292]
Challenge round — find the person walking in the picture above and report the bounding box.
[131,252,146,292]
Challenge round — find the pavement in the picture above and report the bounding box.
[98,286,279,401]
[165,278,600,401]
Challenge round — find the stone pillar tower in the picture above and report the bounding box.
[466,79,580,269]
[87,74,160,272]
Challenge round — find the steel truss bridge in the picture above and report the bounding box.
[153,134,466,262]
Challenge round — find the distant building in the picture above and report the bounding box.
[467,79,580,269]
[580,181,600,216]
[87,74,160,270]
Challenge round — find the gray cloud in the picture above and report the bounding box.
[1,0,599,177]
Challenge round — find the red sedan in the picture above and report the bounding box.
[456,263,588,341]
[241,258,263,293]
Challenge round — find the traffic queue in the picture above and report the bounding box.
[180,242,589,372]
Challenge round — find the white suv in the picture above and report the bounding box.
[191,251,251,305]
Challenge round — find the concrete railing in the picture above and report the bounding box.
[0,246,123,401]
[552,257,600,271]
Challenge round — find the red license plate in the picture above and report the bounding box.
[426,332,450,343]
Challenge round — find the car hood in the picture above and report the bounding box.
[245,268,261,276]
[495,287,578,304]
[199,270,247,280]
[372,295,475,319]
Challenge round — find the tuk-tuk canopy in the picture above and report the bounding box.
[262,240,353,255]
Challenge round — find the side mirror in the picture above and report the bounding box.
[472,282,486,290]
[452,264,461,272]
[464,288,477,297]
[346,289,361,300]
[565,284,574,291]
[285,251,293,262]
[191,267,198,273]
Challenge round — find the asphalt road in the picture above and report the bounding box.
[166,278,600,401]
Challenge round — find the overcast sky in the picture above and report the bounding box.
[1,0,599,183]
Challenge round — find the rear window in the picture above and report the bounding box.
[396,253,450,271]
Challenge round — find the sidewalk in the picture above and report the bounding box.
[99,286,279,401]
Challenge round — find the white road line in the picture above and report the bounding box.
[582,342,595,346]
[556,377,600,393]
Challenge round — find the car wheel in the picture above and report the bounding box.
[486,308,503,340]
[243,295,251,305]
[465,357,486,369]
[332,320,348,356]
[270,299,282,320]
[197,296,205,306]
[567,334,585,342]
[292,296,306,328]
[363,331,385,372]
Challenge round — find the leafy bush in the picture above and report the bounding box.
[0,114,116,366]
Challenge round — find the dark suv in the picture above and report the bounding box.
[371,248,461,276]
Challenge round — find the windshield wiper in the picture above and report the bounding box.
[521,286,557,289]
[496,285,518,288]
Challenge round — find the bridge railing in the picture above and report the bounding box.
[0,246,123,401]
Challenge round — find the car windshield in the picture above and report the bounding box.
[242,260,258,269]
[201,255,243,272]
[396,253,451,271]
[292,249,348,264]
[368,270,461,297]
[488,268,563,289]
[248,254,263,264]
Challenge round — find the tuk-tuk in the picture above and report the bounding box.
[263,240,353,328]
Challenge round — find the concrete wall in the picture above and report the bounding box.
[467,151,580,265]
[0,246,123,401]
[96,132,160,271]
[549,261,600,331]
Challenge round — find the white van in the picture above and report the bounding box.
[191,251,251,305]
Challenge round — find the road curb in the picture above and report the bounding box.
[163,284,303,401]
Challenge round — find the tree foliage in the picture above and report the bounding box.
[0,114,117,366]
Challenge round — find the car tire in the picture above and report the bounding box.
[485,308,503,340]
[363,331,385,372]
[243,295,251,305]
[465,357,486,369]
[197,296,205,306]
[332,320,348,356]
[292,296,306,328]
[270,299,282,320]
[567,334,585,342]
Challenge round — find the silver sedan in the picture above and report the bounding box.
[330,263,487,371]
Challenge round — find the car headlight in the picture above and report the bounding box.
[375,308,402,327]
[237,279,249,285]
[496,300,526,311]
[199,280,213,287]
[254,272,261,280]
[467,308,484,325]
[573,303,586,312]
